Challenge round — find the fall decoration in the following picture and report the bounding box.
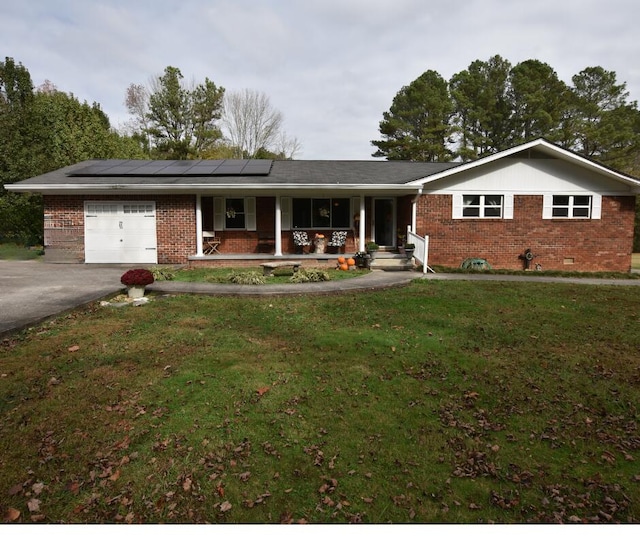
[120,269,155,286]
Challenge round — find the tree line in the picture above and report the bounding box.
[372,55,640,176]
[0,58,300,244]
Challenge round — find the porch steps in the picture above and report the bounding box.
[370,252,414,271]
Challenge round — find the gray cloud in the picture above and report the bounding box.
[2,0,639,159]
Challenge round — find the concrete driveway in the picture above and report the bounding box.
[0,260,128,336]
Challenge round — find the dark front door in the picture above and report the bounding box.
[373,198,395,248]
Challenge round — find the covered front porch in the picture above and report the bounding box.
[192,190,421,260]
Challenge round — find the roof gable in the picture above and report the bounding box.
[410,139,640,191]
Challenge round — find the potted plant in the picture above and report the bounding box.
[121,268,154,299]
[353,251,371,269]
[365,241,379,259]
[404,243,415,259]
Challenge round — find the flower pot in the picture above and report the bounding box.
[405,248,415,260]
[127,285,146,299]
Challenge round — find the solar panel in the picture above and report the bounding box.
[68,159,273,177]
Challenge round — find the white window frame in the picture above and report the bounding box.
[542,194,601,220]
[213,197,256,231]
[452,194,513,219]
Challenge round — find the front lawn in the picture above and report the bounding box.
[1,280,639,523]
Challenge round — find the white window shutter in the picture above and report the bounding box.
[591,194,602,219]
[452,194,463,219]
[281,197,291,230]
[213,197,225,231]
[245,197,256,231]
[542,194,553,219]
[503,194,514,219]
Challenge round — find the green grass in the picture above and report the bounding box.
[1,280,640,523]
[0,242,43,260]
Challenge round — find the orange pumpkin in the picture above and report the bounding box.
[347,258,355,266]
[339,263,348,271]
[337,256,346,264]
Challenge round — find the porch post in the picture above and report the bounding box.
[195,194,203,256]
[359,195,366,251]
[411,187,422,233]
[274,196,283,256]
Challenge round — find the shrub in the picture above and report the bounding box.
[228,270,266,285]
[149,266,176,281]
[120,268,155,286]
[290,268,330,283]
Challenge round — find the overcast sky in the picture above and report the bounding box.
[2,0,639,160]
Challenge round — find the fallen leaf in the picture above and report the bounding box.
[3,507,21,522]
[8,483,23,496]
[256,386,270,396]
[32,482,45,495]
[27,498,40,513]
[182,477,192,491]
[219,501,232,513]
[109,469,121,482]
[68,345,80,353]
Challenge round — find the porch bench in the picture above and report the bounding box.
[260,261,302,276]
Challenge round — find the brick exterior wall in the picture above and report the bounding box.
[417,194,635,272]
[43,192,634,272]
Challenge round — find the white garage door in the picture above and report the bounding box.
[84,202,158,264]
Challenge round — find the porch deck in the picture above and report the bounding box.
[187,251,411,270]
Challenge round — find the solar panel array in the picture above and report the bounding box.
[68,159,273,177]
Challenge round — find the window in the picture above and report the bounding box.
[212,197,255,231]
[292,198,350,228]
[123,203,154,214]
[462,195,504,218]
[86,203,118,215]
[225,198,246,229]
[551,195,591,218]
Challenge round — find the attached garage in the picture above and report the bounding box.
[84,201,158,263]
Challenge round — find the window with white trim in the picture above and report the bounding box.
[551,195,591,218]
[291,198,351,228]
[453,194,513,219]
[224,198,246,229]
[462,195,504,218]
[211,196,256,231]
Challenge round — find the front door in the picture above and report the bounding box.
[372,198,395,248]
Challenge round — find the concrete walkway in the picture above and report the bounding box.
[2,259,640,337]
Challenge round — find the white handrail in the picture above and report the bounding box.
[407,228,434,274]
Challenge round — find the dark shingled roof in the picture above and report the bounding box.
[12,159,461,187]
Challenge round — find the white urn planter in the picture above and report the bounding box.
[127,285,146,299]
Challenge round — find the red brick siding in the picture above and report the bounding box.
[417,194,634,272]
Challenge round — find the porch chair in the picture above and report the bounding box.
[292,230,312,254]
[327,231,348,253]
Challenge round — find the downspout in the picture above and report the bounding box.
[410,187,422,234]
[274,196,283,256]
[359,195,366,252]
[195,194,203,256]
